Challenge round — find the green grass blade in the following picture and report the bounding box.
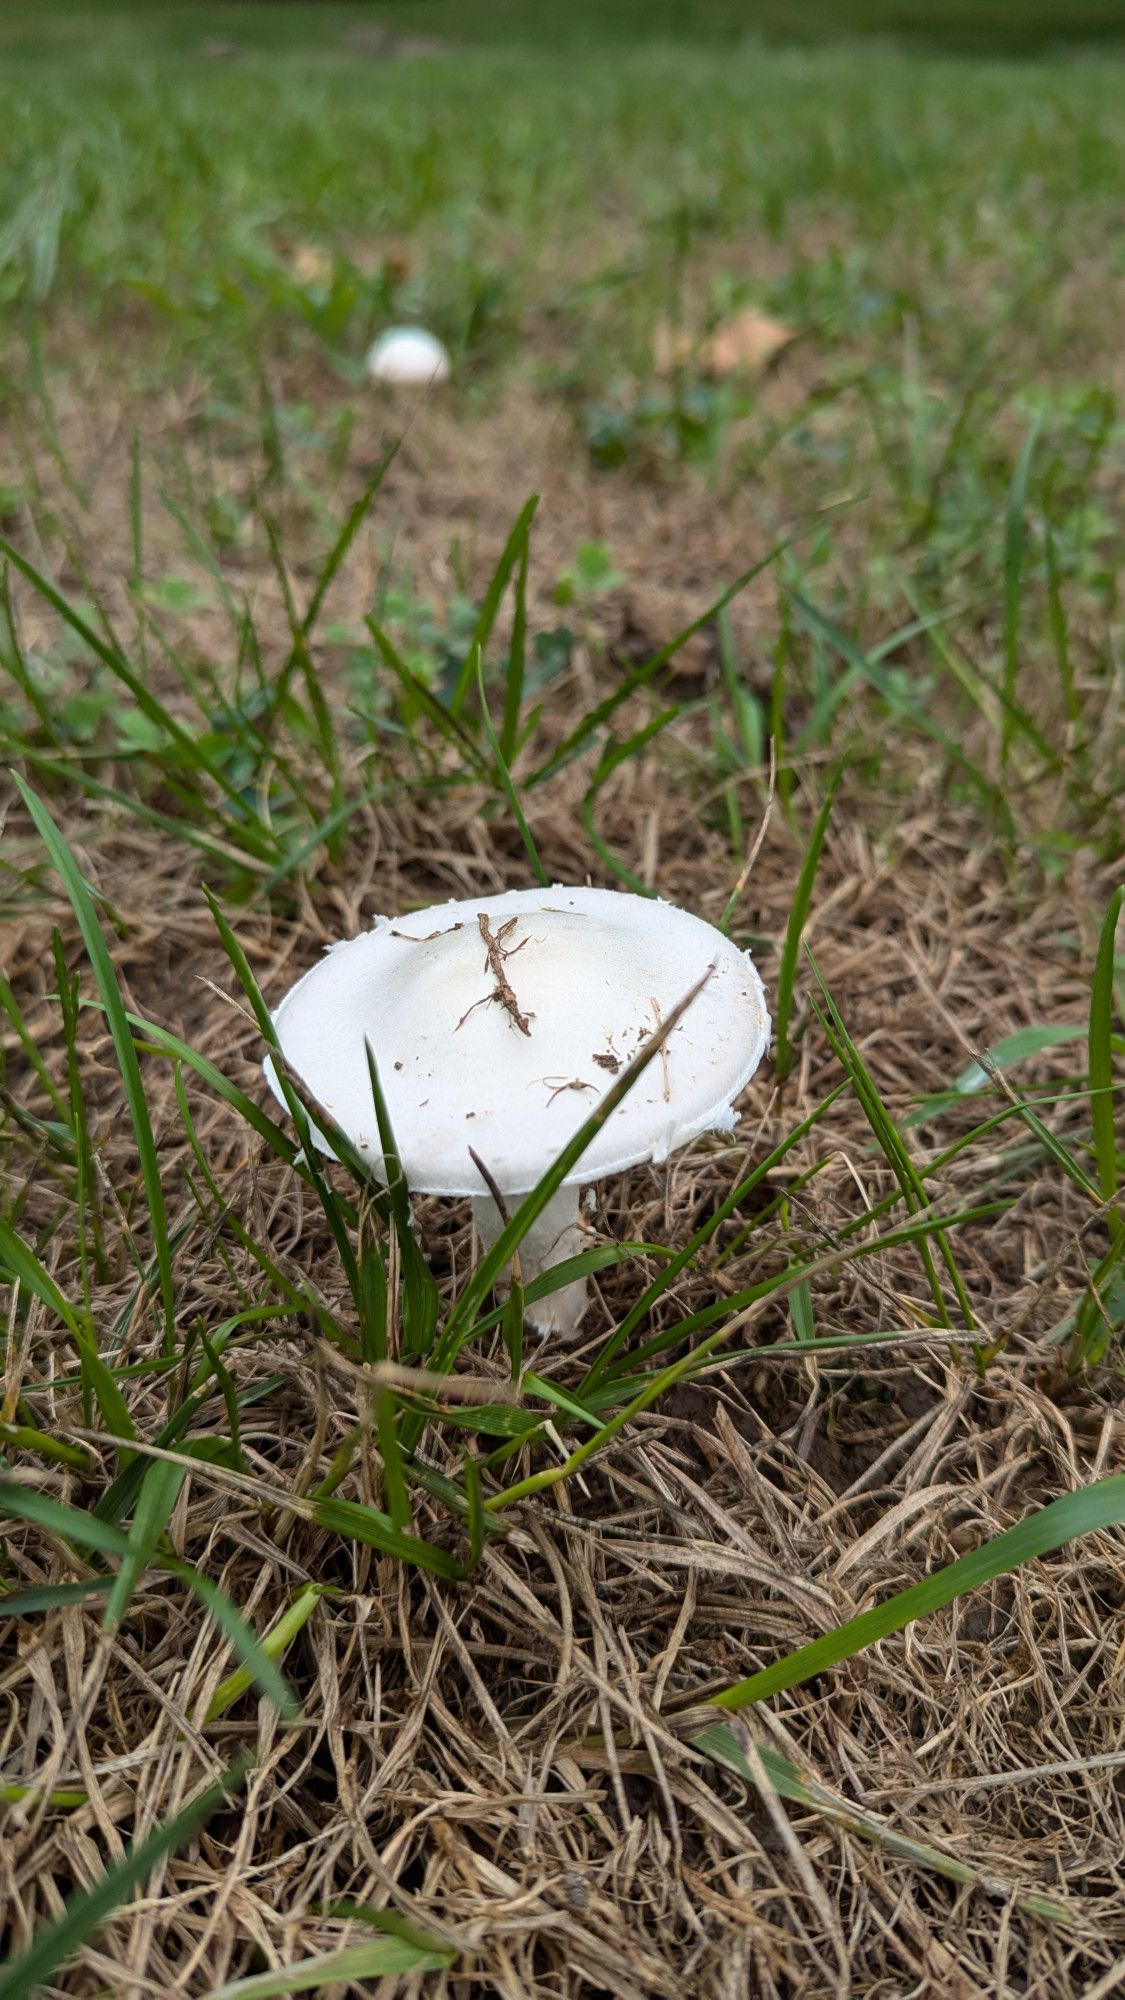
[0,1481,299,1718]
[1044,519,1080,728]
[582,1086,844,1392]
[362,1038,438,1354]
[310,1495,458,1577]
[0,1784,89,1812]
[593,1201,1003,1390]
[527,534,796,788]
[103,1457,186,1633]
[374,1388,411,1532]
[0,1580,113,1620]
[52,930,101,1300]
[301,440,398,637]
[73,1325,138,1469]
[124,1010,297,1166]
[904,1023,1089,1126]
[260,510,344,806]
[12,776,175,1350]
[0,1480,132,1560]
[16,749,276,874]
[1089,884,1123,1206]
[974,1056,1103,1206]
[458,1453,486,1577]
[1001,410,1042,766]
[170,1561,301,1721]
[0,1759,249,2000]
[694,1724,1067,1924]
[198,1328,244,1472]
[206,1937,456,2000]
[365,618,491,774]
[499,527,530,762]
[1071,1231,1125,1370]
[0,967,68,1118]
[774,773,837,1080]
[788,589,1010,826]
[708,1474,1125,1713]
[0,1217,85,1339]
[580,705,681,895]
[204,1583,323,1721]
[0,1425,90,1473]
[0,540,260,826]
[475,647,547,885]
[449,493,538,716]
[808,954,976,1335]
[204,889,363,1296]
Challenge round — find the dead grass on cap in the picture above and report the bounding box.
[1,380,1124,1999]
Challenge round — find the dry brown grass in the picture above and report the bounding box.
[1,376,1124,1999]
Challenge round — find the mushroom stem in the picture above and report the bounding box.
[470,1185,589,1336]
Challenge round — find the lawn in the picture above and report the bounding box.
[0,6,1123,1998]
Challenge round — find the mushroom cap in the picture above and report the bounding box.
[365,327,451,384]
[266,885,770,1197]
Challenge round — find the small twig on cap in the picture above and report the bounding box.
[458,912,534,1037]
[389,922,465,943]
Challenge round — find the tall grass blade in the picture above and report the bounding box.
[206,1936,456,1999]
[0,1579,111,1619]
[365,617,490,772]
[102,1457,185,1632]
[449,493,538,716]
[0,966,68,1118]
[1001,411,1042,765]
[418,967,717,1421]
[13,776,176,1350]
[363,1039,438,1354]
[0,1217,85,1339]
[204,888,362,1299]
[1089,884,1123,1207]
[475,648,548,886]
[528,534,796,788]
[0,1760,250,2000]
[1071,1232,1125,1370]
[580,706,681,895]
[694,1724,1067,1923]
[0,1479,300,1717]
[774,773,837,1080]
[0,540,263,829]
[707,1474,1125,1712]
[302,440,398,637]
[789,589,1010,825]
[205,1583,323,1721]
[808,954,978,1335]
[172,1564,301,1721]
[499,529,530,762]
[309,1494,458,1577]
[582,1087,844,1391]
[1044,520,1080,728]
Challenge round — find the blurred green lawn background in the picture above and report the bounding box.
[3,0,1125,56]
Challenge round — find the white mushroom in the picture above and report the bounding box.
[365,327,451,385]
[265,886,770,1334]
